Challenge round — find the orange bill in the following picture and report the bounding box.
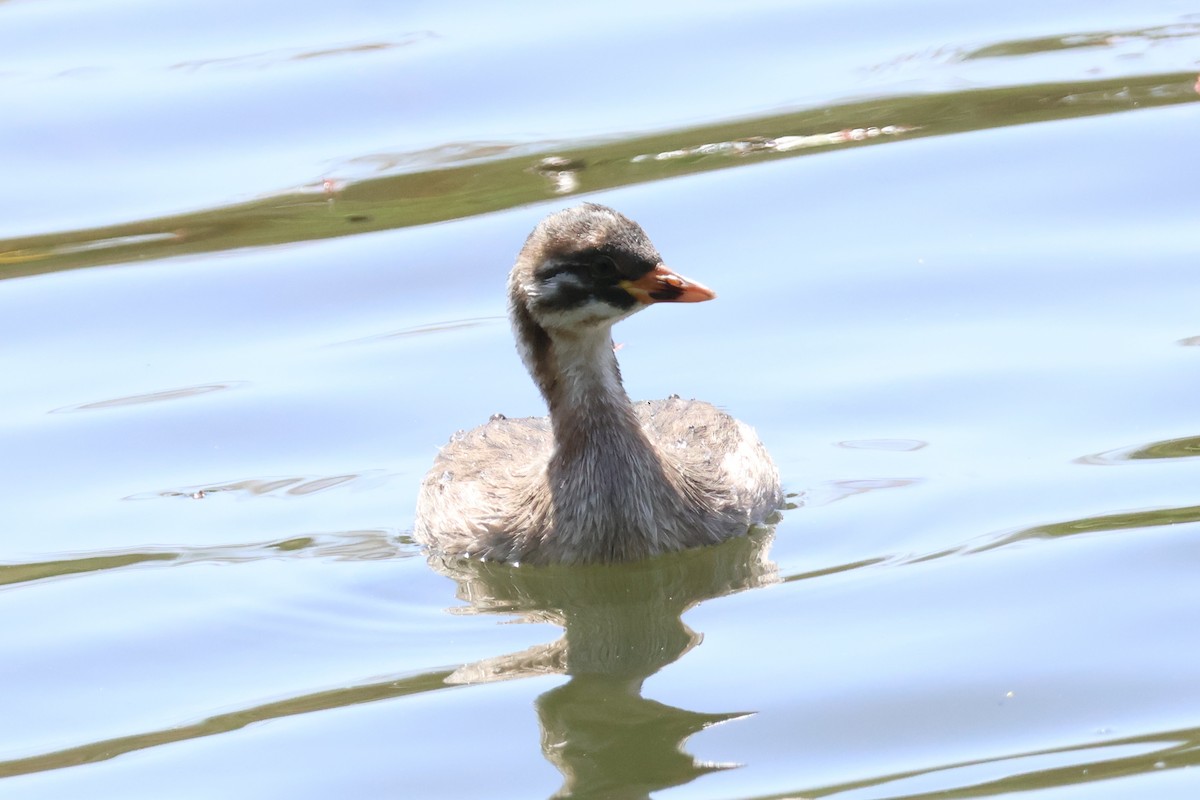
[621,264,716,304]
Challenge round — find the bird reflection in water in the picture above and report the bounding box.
[428,528,778,799]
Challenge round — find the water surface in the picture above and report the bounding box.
[2,1,1200,798]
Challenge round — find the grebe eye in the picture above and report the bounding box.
[591,255,619,280]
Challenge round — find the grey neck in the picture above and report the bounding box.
[527,321,682,553]
[540,325,650,465]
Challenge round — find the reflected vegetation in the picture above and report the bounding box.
[0,532,773,793]
[0,666,455,780]
[1,69,1195,279]
[962,20,1200,60]
[5,8,1200,796]
[794,723,1200,799]
[434,531,777,798]
[626,123,917,167]
[0,529,412,589]
[997,503,1200,544]
[1079,434,1200,465]
[913,503,1200,563]
[866,19,1200,74]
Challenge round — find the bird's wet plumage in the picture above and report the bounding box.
[414,204,782,565]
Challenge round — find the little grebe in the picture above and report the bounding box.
[414,204,781,564]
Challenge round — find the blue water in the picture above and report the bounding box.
[2,1,1199,798]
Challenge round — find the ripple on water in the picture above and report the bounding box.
[123,469,395,501]
[0,529,416,589]
[49,381,249,414]
[325,317,500,348]
[836,438,928,452]
[803,477,923,508]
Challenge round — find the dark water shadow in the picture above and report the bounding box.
[431,530,778,799]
